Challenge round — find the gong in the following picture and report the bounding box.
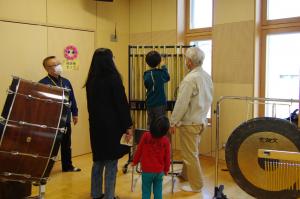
[225,117,300,199]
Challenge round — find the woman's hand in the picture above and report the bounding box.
[73,116,78,125]
[124,128,133,143]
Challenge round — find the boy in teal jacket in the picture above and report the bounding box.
[144,51,170,128]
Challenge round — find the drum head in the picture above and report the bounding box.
[225,117,300,199]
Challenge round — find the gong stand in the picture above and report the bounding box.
[215,96,300,199]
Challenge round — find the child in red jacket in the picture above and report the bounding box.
[132,116,171,199]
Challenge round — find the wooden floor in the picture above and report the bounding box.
[32,153,254,199]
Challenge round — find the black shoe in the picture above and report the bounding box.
[62,166,81,172]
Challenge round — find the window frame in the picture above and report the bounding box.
[186,34,213,74]
[262,0,300,26]
[186,0,213,35]
[259,0,300,116]
[185,0,214,123]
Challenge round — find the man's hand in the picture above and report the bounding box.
[169,126,176,134]
[73,116,78,125]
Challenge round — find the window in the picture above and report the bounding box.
[186,0,213,120]
[266,0,300,20]
[264,32,300,117]
[261,1,300,118]
[189,0,213,29]
[190,40,212,75]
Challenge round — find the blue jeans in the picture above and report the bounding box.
[142,172,164,199]
[91,160,118,199]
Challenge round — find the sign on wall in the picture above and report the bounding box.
[62,45,79,70]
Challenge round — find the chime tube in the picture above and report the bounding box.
[129,45,192,129]
[258,149,300,191]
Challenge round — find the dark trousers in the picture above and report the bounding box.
[147,105,166,129]
[61,122,73,170]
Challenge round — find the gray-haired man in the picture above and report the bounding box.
[170,47,213,193]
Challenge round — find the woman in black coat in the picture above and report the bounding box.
[84,48,133,199]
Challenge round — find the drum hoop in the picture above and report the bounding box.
[0,150,57,160]
[7,89,70,106]
[0,78,20,146]
[1,172,49,182]
[41,88,65,178]
[2,118,66,133]
[12,75,71,91]
[225,117,300,198]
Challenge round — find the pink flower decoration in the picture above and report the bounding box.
[64,45,78,60]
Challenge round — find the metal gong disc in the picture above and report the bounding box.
[225,117,300,199]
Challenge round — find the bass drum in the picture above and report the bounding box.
[225,117,300,199]
[0,77,69,184]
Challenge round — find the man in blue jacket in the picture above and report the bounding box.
[40,56,81,172]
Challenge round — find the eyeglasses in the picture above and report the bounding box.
[47,63,61,68]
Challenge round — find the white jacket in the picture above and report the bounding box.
[170,66,213,127]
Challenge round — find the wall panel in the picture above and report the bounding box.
[213,21,254,84]
[96,0,130,92]
[0,0,46,23]
[47,0,96,30]
[214,0,255,25]
[0,21,47,109]
[129,0,151,34]
[151,0,176,31]
[129,0,177,44]
[47,27,95,156]
[211,83,254,160]
[208,0,256,160]
[152,30,177,45]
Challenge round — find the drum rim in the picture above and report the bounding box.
[225,117,300,198]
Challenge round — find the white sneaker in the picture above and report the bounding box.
[181,185,201,193]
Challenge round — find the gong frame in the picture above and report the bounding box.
[215,96,300,197]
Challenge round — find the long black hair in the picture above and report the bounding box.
[83,48,121,87]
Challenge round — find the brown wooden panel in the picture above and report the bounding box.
[213,20,255,84]
[0,153,49,180]
[0,125,57,156]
